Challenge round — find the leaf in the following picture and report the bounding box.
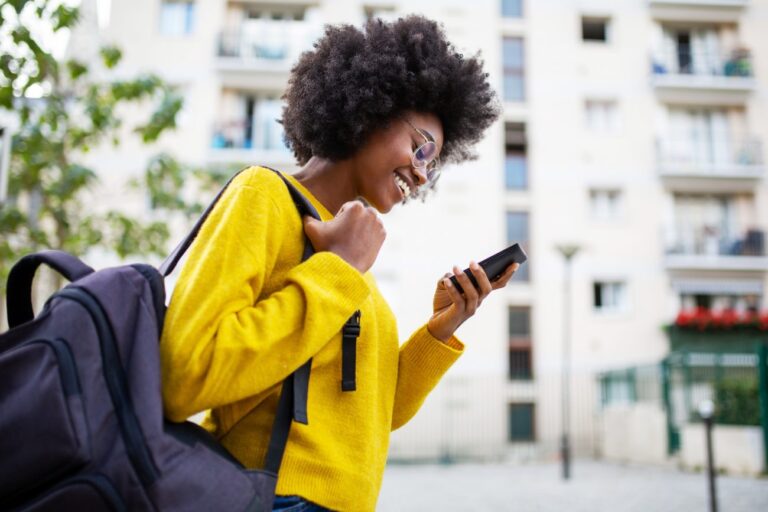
[51,4,80,32]
[100,46,122,69]
[66,60,88,80]
[8,0,31,15]
[0,87,13,109]
[136,90,182,142]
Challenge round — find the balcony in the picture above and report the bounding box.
[657,136,764,190]
[651,47,755,103]
[208,119,294,168]
[665,228,768,271]
[216,19,321,88]
[649,0,748,6]
[648,1,748,23]
[666,320,765,353]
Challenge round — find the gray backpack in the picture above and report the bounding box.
[0,169,360,511]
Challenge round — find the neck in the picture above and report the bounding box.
[292,156,358,215]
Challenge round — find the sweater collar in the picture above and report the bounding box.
[281,172,335,222]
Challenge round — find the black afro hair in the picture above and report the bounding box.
[281,15,500,165]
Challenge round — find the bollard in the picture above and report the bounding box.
[698,399,718,512]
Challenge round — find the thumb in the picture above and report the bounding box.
[303,215,323,234]
[302,215,322,229]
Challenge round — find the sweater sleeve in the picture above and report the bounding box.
[160,179,371,422]
[390,325,465,430]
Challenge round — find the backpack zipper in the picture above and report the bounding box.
[54,287,158,487]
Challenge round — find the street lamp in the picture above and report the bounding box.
[556,244,580,481]
[699,399,718,512]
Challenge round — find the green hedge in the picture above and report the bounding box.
[715,379,761,426]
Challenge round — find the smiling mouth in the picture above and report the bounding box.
[394,172,413,199]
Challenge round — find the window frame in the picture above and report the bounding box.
[593,280,628,313]
[502,37,525,102]
[159,0,196,36]
[508,306,533,381]
[501,0,523,18]
[581,16,610,43]
[508,402,536,442]
[506,211,530,282]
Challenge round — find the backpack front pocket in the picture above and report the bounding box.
[0,339,91,499]
[11,474,125,512]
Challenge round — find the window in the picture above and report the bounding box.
[159,1,195,36]
[582,17,609,43]
[509,307,532,380]
[670,194,757,257]
[211,94,289,152]
[508,403,535,442]
[589,189,622,221]
[585,100,619,133]
[505,123,527,190]
[506,211,530,281]
[501,0,523,18]
[502,38,525,102]
[593,281,627,312]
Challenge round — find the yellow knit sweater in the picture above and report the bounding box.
[160,166,464,511]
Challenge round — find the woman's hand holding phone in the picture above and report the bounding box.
[427,260,519,343]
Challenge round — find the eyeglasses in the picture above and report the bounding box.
[404,119,441,200]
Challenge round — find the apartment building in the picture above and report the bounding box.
[68,0,768,463]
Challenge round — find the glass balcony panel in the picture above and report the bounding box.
[652,47,753,78]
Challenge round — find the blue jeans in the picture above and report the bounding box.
[272,495,332,511]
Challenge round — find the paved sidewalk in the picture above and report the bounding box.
[378,460,768,512]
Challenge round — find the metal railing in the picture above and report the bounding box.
[665,227,765,257]
[657,136,763,173]
[599,346,768,463]
[217,21,320,63]
[210,120,289,153]
[651,47,753,78]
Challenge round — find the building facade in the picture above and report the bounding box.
[70,0,768,463]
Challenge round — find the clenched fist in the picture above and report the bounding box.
[303,200,386,273]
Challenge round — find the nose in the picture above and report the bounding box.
[410,165,429,186]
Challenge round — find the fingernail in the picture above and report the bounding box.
[444,278,452,287]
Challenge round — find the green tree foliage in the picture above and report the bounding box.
[0,0,201,296]
[715,378,760,426]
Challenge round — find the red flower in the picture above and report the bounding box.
[673,308,768,331]
[675,310,694,327]
[718,308,739,329]
[692,307,711,331]
[758,312,768,331]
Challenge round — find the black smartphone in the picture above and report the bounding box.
[449,243,528,294]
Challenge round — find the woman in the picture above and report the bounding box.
[161,15,514,511]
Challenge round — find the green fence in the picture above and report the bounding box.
[599,344,768,467]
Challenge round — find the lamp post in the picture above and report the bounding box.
[556,244,580,481]
[699,399,718,512]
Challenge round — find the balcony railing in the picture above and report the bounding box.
[657,136,764,177]
[210,119,290,153]
[217,20,319,66]
[649,0,749,7]
[652,47,753,79]
[666,228,765,257]
[649,0,748,6]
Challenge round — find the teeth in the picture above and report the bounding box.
[394,175,411,197]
